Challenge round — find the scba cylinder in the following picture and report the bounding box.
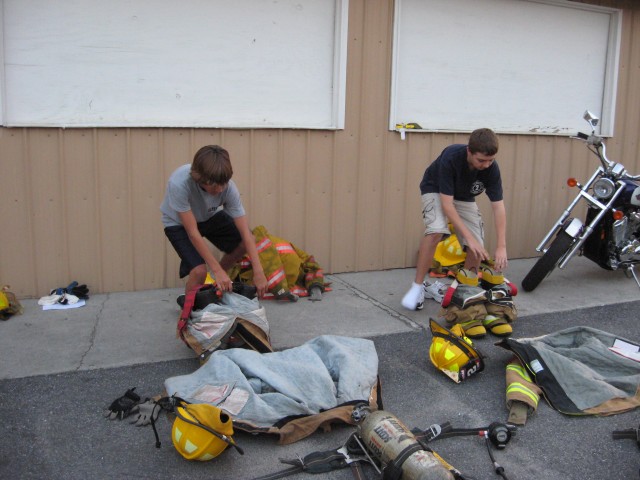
[357,410,454,480]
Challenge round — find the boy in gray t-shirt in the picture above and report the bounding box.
[161,145,267,296]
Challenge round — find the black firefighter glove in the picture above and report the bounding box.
[65,281,89,299]
[104,387,141,420]
[49,281,89,300]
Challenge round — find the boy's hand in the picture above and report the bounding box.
[253,271,268,298]
[212,268,233,292]
[493,246,508,271]
[467,237,489,263]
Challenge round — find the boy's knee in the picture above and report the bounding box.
[230,242,246,256]
[189,264,208,283]
[219,243,246,270]
[227,242,246,261]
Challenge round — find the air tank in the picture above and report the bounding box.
[354,408,454,480]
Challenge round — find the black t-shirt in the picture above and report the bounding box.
[419,144,503,202]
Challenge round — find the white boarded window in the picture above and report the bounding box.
[0,0,348,129]
[390,0,621,136]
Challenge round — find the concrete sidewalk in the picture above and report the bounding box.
[1,256,639,380]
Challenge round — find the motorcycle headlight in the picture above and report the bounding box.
[593,178,615,200]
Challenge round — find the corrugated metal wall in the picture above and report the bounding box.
[1,0,639,297]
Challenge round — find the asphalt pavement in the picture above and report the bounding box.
[1,256,639,480]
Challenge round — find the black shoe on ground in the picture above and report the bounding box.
[177,294,185,308]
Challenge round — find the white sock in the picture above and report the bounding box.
[401,282,423,310]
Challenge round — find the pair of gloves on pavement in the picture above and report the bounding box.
[103,387,161,427]
[38,281,89,306]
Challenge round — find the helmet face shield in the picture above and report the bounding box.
[429,319,484,383]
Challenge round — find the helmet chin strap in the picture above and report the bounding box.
[174,404,244,455]
[148,395,244,455]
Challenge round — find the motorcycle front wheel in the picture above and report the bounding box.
[521,230,575,292]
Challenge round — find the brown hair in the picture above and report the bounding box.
[190,145,233,185]
[468,128,499,156]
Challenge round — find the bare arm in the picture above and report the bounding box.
[491,200,508,271]
[439,193,489,262]
[233,215,268,298]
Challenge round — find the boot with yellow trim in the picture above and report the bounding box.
[453,309,487,339]
[440,268,488,338]
[438,302,488,339]
[441,267,484,306]
[482,314,513,337]
[455,267,480,286]
[478,263,516,337]
[478,262,518,297]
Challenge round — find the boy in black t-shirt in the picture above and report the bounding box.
[402,128,508,311]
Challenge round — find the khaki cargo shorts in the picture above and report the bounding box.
[421,192,484,245]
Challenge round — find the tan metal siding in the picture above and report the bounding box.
[1,0,639,297]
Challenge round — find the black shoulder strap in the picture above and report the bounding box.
[382,443,424,480]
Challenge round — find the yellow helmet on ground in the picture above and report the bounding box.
[433,233,466,267]
[0,285,23,320]
[0,290,8,311]
[172,403,239,461]
[429,319,484,383]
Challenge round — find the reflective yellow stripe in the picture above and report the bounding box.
[458,319,481,327]
[506,383,539,407]
[506,363,532,382]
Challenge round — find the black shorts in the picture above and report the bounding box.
[164,211,242,278]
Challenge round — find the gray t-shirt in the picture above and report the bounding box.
[160,164,246,227]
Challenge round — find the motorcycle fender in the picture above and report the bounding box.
[563,218,584,238]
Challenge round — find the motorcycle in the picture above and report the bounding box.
[522,110,640,292]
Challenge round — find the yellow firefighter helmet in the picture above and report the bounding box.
[429,319,484,383]
[0,290,8,311]
[433,229,466,268]
[172,403,237,461]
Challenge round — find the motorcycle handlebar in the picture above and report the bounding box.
[576,132,589,140]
